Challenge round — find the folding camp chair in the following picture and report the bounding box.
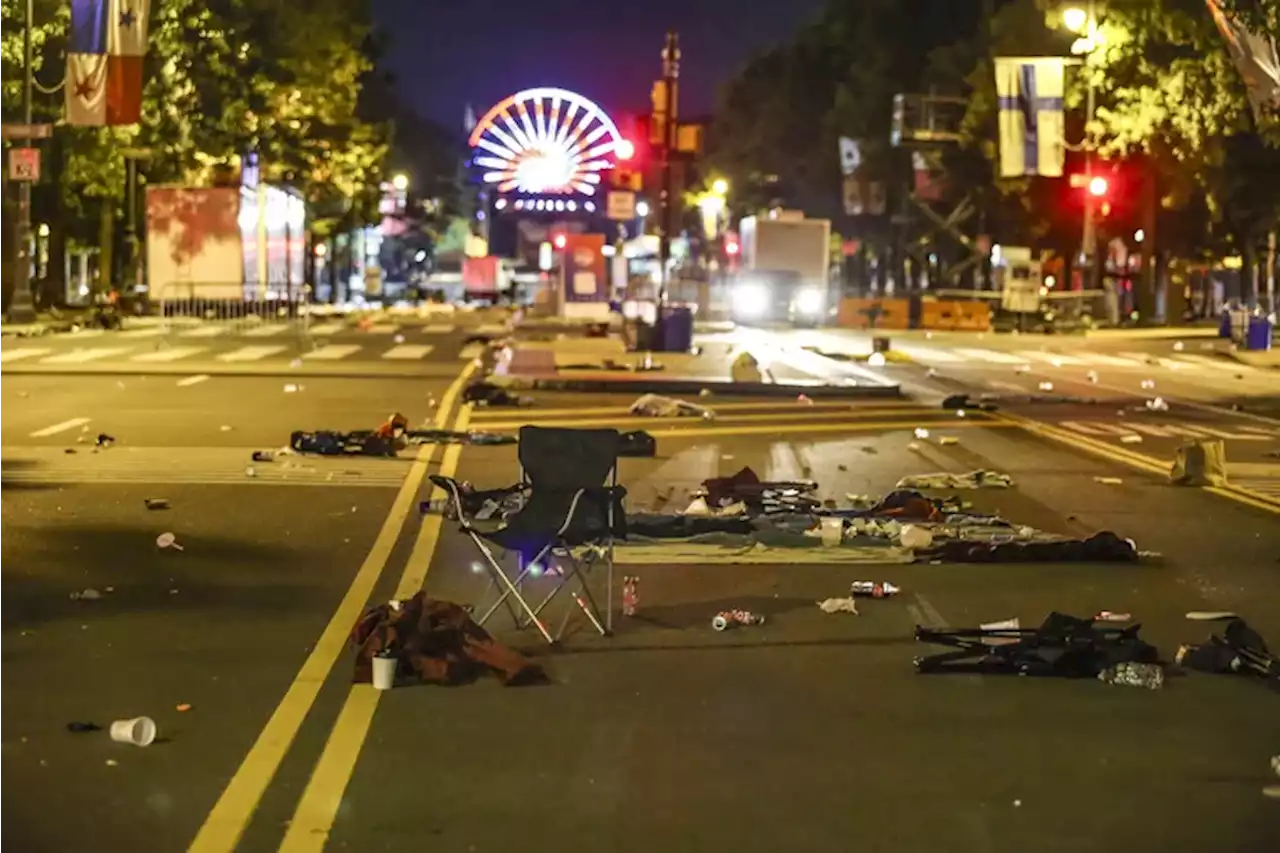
[430,426,627,644]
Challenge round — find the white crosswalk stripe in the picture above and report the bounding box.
[380,344,433,360]
[1167,353,1244,372]
[179,326,226,338]
[217,345,287,362]
[307,322,346,336]
[131,346,208,363]
[458,343,486,360]
[303,344,362,360]
[0,347,51,363]
[118,327,166,339]
[365,323,399,334]
[897,345,964,363]
[473,323,510,336]
[1014,350,1087,366]
[1075,352,1146,367]
[40,347,132,364]
[1232,478,1280,500]
[951,347,1027,364]
[423,324,455,334]
[242,325,289,337]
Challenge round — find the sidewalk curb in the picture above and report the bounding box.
[493,373,902,398]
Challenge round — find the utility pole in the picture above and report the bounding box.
[658,30,680,304]
[8,0,38,322]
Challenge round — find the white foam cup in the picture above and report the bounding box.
[371,655,397,690]
[110,716,157,747]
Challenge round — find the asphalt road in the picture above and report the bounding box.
[3,354,1279,853]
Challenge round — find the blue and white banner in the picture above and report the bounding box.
[995,57,1066,178]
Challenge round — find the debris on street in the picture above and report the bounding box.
[629,393,715,419]
[1170,439,1228,487]
[109,716,157,747]
[144,498,170,510]
[1176,616,1277,684]
[818,597,859,614]
[156,532,184,551]
[851,581,900,598]
[69,588,103,601]
[711,610,765,631]
[463,381,533,407]
[896,470,1014,490]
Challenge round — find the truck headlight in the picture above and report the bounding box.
[733,283,769,318]
[795,288,824,315]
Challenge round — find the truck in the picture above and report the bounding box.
[732,213,832,325]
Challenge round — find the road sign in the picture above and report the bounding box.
[606,190,636,221]
[8,148,40,181]
[1,123,52,141]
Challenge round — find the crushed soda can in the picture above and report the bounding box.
[711,610,765,631]
[851,581,901,599]
[1098,662,1164,689]
[622,576,639,617]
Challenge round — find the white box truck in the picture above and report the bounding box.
[734,214,831,325]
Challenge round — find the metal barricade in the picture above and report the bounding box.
[155,283,312,346]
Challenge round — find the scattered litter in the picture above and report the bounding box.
[1140,379,1155,389]
[284,383,302,393]
[105,759,119,767]
[70,588,103,601]
[797,393,814,405]
[619,429,657,458]
[1094,476,1124,485]
[1086,370,1099,383]
[109,716,157,746]
[837,464,848,472]
[1013,799,1022,808]
[1170,438,1228,487]
[144,498,171,510]
[156,532,184,551]
[622,576,640,616]
[862,446,878,454]
[64,448,77,454]
[96,433,116,448]
[867,351,886,367]
[1037,381,1054,391]
[926,367,938,377]
[629,393,714,419]
[941,394,998,412]
[939,436,959,446]
[1172,341,1185,352]
[898,524,933,550]
[1098,661,1165,689]
[220,425,233,432]
[66,721,102,733]
[244,466,257,477]
[1014,364,1031,374]
[907,442,921,451]
[730,351,763,383]
[699,388,713,397]
[463,381,533,407]
[851,581,900,598]
[913,427,930,439]
[818,597,859,615]
[711,610,765,631]
[1119,435,1143,444]
[896,470,1014,490]
[393,334,406,344]
[955,410,966,418]
[169,589,179,595]
[981,617,1020,631]
[1095,611,1132,622]
[176,703,193,712]
[1145,396,1169,411]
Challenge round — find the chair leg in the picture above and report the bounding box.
[470,537,554,643]
[560,551,609,637]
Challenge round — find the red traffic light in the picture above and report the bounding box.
[1088,176,1109,197]
[553,234,567,250]
[615,139,635,160]
[724,239,740,256]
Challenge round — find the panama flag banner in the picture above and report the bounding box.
[66,0,151,126]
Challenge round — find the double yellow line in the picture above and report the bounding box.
[187,363,477,853]
[997,411,1280,515]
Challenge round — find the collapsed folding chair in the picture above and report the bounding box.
[430,426,627,644]
[914,612,1158,677]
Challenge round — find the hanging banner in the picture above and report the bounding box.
[838,137,861,176]
[994,57,1066,178]
[1205,0,1280,120]
[66,0,152,126]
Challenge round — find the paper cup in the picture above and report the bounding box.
[109,716,157,747]
[371,655,397,690]
[819,517,844,547]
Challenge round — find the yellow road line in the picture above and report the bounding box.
[647,418,1014,440]
[469,399,923,420]
[277,406,474,852]
[474,406,966,432]
[185,361,477,853]
[999,411,1280,515]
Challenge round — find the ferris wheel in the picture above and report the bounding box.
[468,87,634,197]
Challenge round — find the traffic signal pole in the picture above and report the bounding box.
[9,0,38,322]
[658,30,679,304]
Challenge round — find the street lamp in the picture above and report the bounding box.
[636,200,651,218]
[391,173,409,192]
[1062,7,1087,33]
[711,178,729,196]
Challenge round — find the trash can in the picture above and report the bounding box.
[1245,315,1273,351]
[1218,310,1233,338]
[660,306,694,352]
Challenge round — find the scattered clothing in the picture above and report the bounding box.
[702,466,818,513]
[1176,618,1278,683]
[463,382,533,407]
[1170,439,1229,487]
[924,531,1139,563]
[629,393,714,419]
[350,592,546,687]
[618,430,657,458]
[896,470,1015,490]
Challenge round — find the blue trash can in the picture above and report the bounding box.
[1245,315,1273,351]
[660,306,694,352]
[1218,311,1233,338]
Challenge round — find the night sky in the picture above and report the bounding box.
[373,0,828,131]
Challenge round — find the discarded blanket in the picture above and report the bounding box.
[1177,617,1278,683]
[924,530,1139,563]
[916,611,1160,677]
[896,470,1015,490]
[702,466,818,512]
[351,592,545,686]
[630,393,714,419]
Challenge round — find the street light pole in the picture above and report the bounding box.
[658,30,680,304]
[9,0,38,321]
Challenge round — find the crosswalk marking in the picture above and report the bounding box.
[179,326,226,338]
[40,347,131,364]
[1014,350,1087,366]
[131,346,208,363]
[952,347,1027,364]
[176,374,210,387]
[0,347,51,363]
[459,343,485,360]
[897,345,964,363]
[242,325,289,338]
[118,327,166,339]
[30,417,91,438]
[423,324,455,334]
[217,345,287,362]
[364,323,399,335]
[307,322,346,336]
[380,344,433,360]
[303,344,362,360]
[474,323,510,336]
[1077,352,1145,367]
